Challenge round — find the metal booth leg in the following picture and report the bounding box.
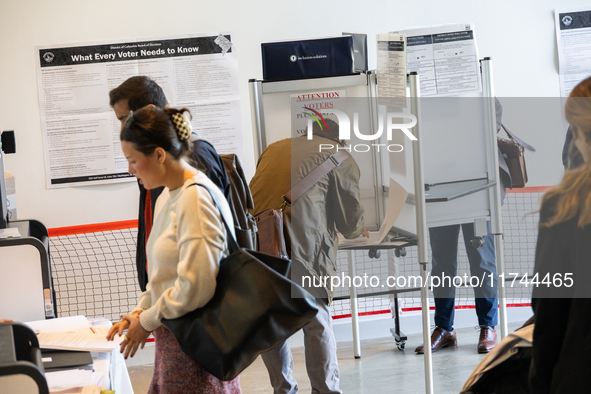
[388,249,407,350]
[347,250,361,358]
[495,233,508,339]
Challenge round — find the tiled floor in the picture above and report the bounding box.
[127,321,524,393]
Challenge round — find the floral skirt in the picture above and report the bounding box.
[148,325,241,394]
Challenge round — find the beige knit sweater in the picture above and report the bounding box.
[133,172,234,332]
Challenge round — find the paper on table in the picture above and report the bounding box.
[37,329,124,352]
[0,227,20,239]
[338,177,408,247]
[45,369,93,392]
[91,358,110,389]
[25,315,90,333]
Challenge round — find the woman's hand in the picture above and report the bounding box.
[118,314,150,359]
[106,319,129,341]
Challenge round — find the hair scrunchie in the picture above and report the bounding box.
[171,112,192,141]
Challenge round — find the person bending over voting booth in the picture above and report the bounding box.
[249,119,369,394]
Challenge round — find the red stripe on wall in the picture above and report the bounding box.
[504,303,532,308]
[399,302,531,313]
[506,186,552,193]
[332,305,531,319]
[333,309,391,320]
[48,220,138,237]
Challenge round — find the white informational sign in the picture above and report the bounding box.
[393,23,481,97]
[376,33,407,107]
[290,90,347,137]
[555,8,591,97]
[36,33,243,189]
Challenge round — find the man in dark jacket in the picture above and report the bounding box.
[109,76,230,291]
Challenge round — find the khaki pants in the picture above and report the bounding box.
[261,298,341,394]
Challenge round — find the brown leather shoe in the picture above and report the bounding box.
[415,327,457,354]
[477,326,497,353]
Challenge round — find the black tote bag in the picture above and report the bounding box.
[162,184,318,381]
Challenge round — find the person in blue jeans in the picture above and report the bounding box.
[415,223,498,354]
[416,98,514,355]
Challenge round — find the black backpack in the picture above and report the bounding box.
[220,153,257,250]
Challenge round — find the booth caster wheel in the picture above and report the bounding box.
[394,247,407,258]
[471,237,485,248]
[390,328,408,351]
[368,249,381,259]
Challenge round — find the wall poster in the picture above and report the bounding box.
[36,33,243,188]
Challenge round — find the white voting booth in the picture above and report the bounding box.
[249,59,506,394]
[404,59,507,393]
[249,73,387,231]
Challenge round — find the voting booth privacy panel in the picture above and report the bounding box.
[250,72,388,233]
[393,94,498,232]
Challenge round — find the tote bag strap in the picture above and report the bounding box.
[500,124,536,152]
[283,150,351,206]
[188,183,240,254]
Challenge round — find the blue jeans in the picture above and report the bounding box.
[429,223,498,328]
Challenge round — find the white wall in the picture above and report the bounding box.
[0,0,585,228]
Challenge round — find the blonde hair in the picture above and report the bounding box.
[541,77,591,227]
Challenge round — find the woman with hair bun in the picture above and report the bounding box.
[106,105,241,393]
[529,77,591,393]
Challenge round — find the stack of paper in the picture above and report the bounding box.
[45,369,103,393]
[25,315,91,333]
[36,328,122,352]
[0,227,20,238]
[25,315,124,352]
[23,316,120,393]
